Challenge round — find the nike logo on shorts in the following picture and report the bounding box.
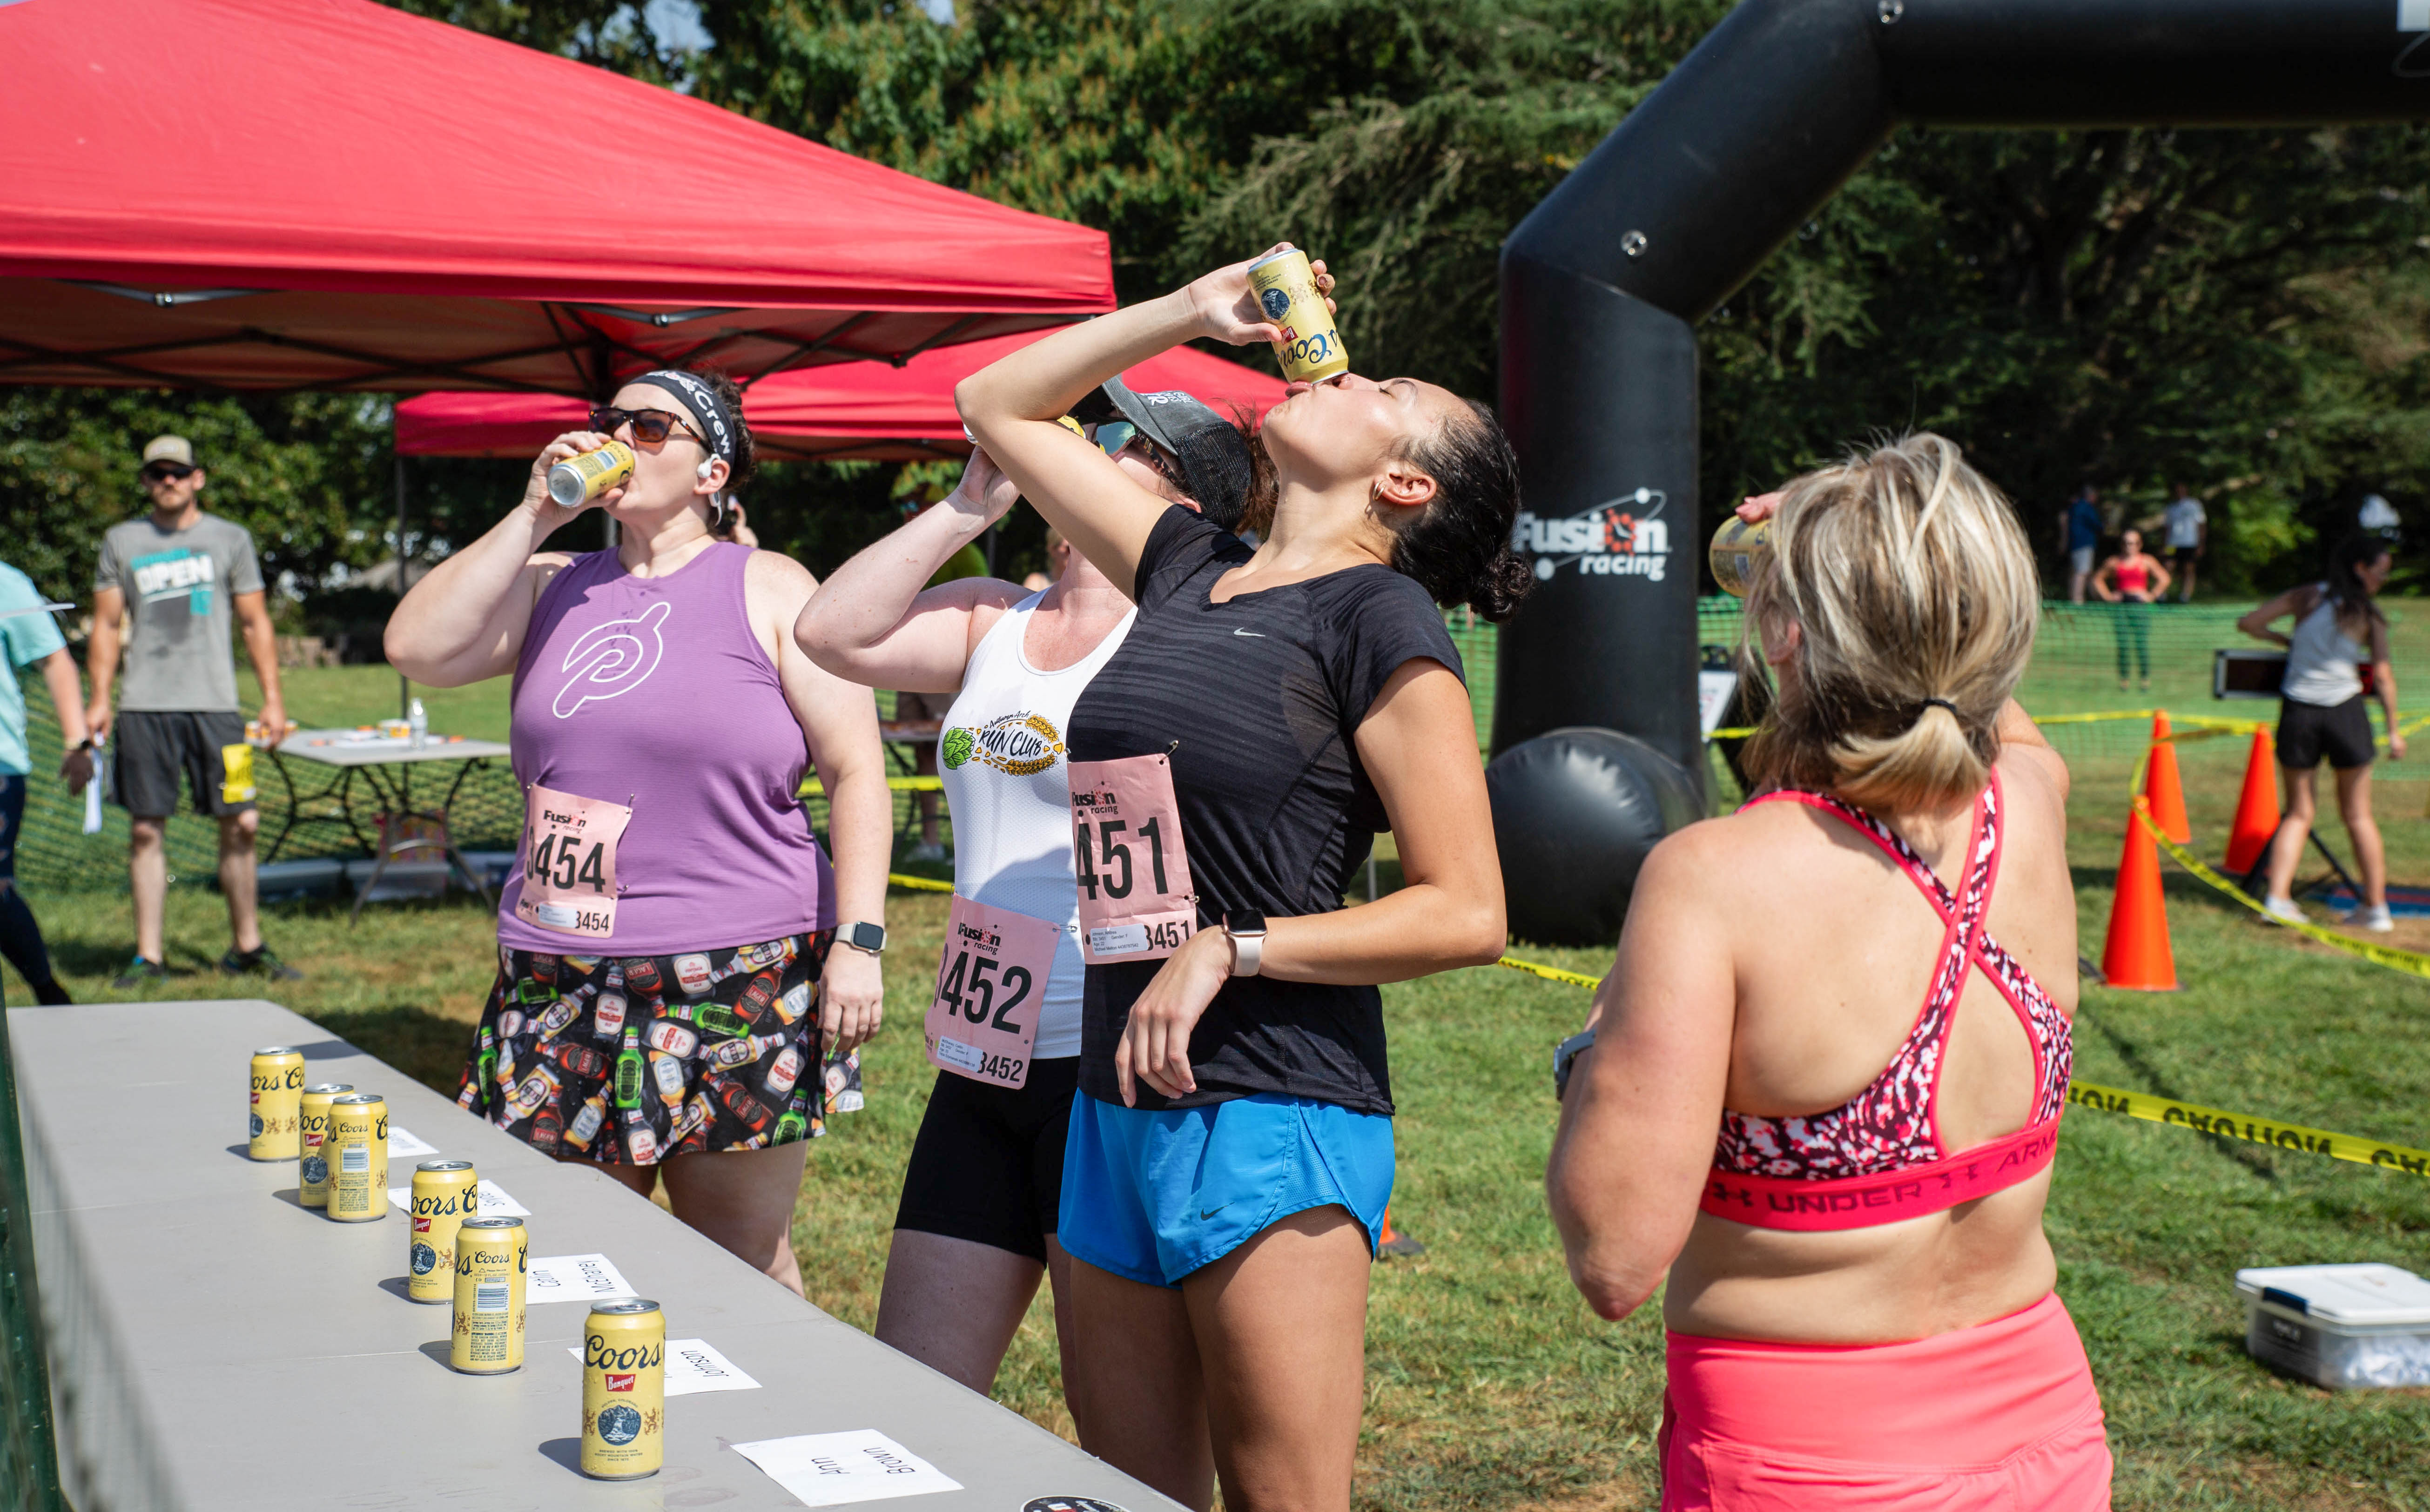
[1232,629,1265,638]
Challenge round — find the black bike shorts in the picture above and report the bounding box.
[112,710,255,819]
[893,1057,1079,1263]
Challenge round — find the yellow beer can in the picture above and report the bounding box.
[248,1047,305,1161]
[580,1299,665,1479]
[451,1216,528,1375]
[1709,515,1770,598]
[408,1160,479,1304]
[1245,247,1349,383]
[323,1093,389,1223]
[296,1082,354,1208]
[546,440,637,508]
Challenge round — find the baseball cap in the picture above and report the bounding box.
[141,435,196,468]
[1073,377,1254,532]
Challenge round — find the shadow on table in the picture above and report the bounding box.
[537,1438,585,1477]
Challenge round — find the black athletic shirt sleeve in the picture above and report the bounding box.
[1066,507,1467,1117]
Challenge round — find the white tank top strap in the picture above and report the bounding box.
[936,589,1137,1060]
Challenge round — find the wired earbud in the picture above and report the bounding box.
[697,459,716,482]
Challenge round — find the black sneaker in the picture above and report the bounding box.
[111,956,167,990]
[220,947,304,982]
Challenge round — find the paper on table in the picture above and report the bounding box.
[385,1179,528,1218]
[386,1126,439,1158]
[564,1337,760,1396]
[728,1430,961,1507]
[527,1252,636,1304]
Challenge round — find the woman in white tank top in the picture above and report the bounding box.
[793,393,1259,1429]
[2236,535,2403,929]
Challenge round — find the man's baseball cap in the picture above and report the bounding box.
[140,435,196,468]
[1073,377,1254,532]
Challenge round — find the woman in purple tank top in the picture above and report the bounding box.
[389,367,893,1297]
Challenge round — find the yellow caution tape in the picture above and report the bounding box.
[2067,1081,2430,1178]
[888,872,954,893]
[799,775,946,797]
[1497,954,1603,989]
[1494,951,2430,1178]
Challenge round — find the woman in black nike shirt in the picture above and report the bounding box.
[957,247,1523,1512]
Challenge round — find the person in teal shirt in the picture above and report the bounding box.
[0,560,95,1004]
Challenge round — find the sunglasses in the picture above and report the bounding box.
[589,406,710,449]
[1087,421,1177,482]
[140,463,196,484]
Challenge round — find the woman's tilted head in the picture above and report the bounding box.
[1743,433,2039,812]
[1262,375,1530,619]
[604,365,755,522]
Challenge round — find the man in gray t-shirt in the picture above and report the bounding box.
[88,435,300,988]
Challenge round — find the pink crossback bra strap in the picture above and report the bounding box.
[1701,773,2073,1232]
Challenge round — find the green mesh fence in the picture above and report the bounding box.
[0,1021,64,1512]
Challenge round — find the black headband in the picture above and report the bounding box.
[635,369,736,466]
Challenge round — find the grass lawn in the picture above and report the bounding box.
[11,614,2430,1509]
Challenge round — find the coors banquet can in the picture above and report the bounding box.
[580,1299,665,1479]
[296,1082,354,1207]
[323,1093,389,1223]
[1245,247,1349,383]
[546,439,637,508]
[451,1216,528,1374]
[1709,515,1770,599]
[248,1047,306,1160]
[408,1161,479,1304]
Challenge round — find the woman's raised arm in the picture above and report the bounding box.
[955,247,1309,595]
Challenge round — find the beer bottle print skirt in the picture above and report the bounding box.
[458,931,862,1162]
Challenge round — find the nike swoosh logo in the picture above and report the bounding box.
[1199,1203,1230,1219]
[1232,629,1265,638]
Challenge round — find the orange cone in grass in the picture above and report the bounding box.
[2143,712,2192,845]
[2101,796,2178,991]
[2224,727,2282,875]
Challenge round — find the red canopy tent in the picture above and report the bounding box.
[0,0,1112,395]
[395,335,1291,463]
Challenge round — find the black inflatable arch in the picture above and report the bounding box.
[1488,0,2430,945]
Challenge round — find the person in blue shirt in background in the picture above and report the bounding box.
[0,560,95,1005]
[2064,484,2104,604]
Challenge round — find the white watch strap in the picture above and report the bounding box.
[1228,927,1264,977]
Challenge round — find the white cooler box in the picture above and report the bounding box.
[2236,1263,2430,1389]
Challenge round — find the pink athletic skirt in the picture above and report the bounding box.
[1660,1292,2112,1510]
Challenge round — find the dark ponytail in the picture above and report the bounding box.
[1390,398,1533,621]
[687,364,756,493]
[2326,532,2391,632]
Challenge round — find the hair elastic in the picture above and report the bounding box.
[1920,696,1959,718]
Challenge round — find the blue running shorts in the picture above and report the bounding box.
[1057,1090,1394,1288]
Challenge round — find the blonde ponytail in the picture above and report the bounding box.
[1740,433,2039,813]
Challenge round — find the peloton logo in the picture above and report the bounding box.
[1511,488,1671,583]
[553,600,672,718]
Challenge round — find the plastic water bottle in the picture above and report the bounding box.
[408,697,428,750]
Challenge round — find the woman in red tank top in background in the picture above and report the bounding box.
[1547,434,2110,1510]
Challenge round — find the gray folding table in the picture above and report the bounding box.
[8,998,1173,1512]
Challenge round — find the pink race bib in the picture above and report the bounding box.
[1067,754,1197,964]
[924,894,1062,1090]
[513,782,631,940]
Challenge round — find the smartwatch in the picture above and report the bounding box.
[1224,908,1267,977]
[840,921,887,955]
[1552,1028,1597,1100]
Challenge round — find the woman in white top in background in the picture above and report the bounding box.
[793,384,1259,1406]
[2238,534,2403,930]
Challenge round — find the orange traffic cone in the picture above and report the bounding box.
[2144,712,2192,845]
[1376,1204,1426,1258]
[2223,727,2282,876]
[2101,797,2178,991]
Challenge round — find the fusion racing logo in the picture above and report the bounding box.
[1511,487,1671,583]
[941,711,1066,777]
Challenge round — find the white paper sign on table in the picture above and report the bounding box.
[564,1337,760,1396]
[527,1252,637,1304]
[386,1126,439,1158]
[729,1430,961,1507]
[385,1179,529,1218]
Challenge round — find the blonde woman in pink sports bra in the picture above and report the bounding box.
[1547,434,2111,1510]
